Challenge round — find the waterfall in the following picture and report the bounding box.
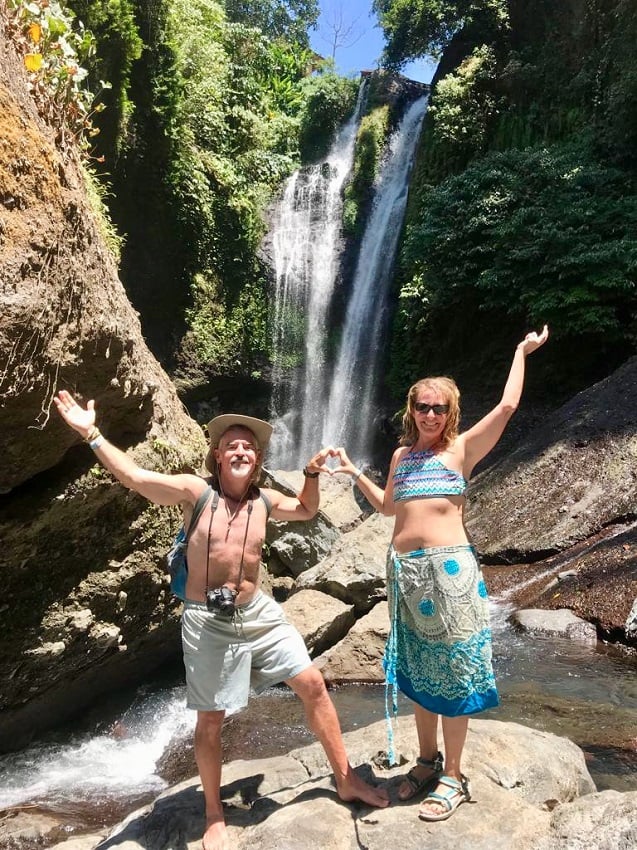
[323,95,428,460]
[269,83,367,468]
[268,86,427,469]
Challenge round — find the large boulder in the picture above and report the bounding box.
[513,609,598,644]
[531,789,637,850]
[294,512,393,610]
[273,470,368,531]
[315,601,389,683]
[0,33,206,751]
[44,718,622,850]
[281,589,355,656]
[263,470,339,576]
[467,357,637,561]
[484,522,637,645]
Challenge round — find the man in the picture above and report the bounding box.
[54,390,388,850]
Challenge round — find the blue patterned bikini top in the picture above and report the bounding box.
[393,448,468,501]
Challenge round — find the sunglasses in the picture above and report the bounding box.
[413,402,450,415]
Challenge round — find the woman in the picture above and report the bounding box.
[333,326,549,821]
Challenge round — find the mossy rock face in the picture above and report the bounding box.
[0,34,206,752]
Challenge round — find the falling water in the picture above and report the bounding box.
[269,83,368,468]
[323,95,428,459]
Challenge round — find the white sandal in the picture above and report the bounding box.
[418,774,471,821]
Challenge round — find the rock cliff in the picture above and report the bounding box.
[0,28,206,751]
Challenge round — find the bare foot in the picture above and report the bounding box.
[336,768,389,808]
[202,816,228,850]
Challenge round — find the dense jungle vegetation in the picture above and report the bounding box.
[8,0,636,407]
[56,0,359,377]
[376,0,637,396]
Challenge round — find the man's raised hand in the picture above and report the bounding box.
[53,390,96,439]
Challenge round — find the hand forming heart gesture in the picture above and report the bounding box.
[319,446,358,477]
[304,445,342,475]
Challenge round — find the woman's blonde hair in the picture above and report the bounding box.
[400,376,461,448]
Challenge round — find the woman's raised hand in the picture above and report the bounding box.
[327,446,357,477]
[53,390,96,438]
[518,324,549,356]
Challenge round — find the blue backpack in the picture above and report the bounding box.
[166,486,217,600]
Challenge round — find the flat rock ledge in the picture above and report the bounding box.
[41,718,637,850]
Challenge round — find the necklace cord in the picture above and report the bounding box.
[205,492,254,595]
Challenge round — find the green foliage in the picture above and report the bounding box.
[343,105,390,236]
[298,72,359,162]
[64,0,142,161]
[597,0,637,167]
[5,0,107,152]
[164,3,315,288]
[83,0,330,371]
[184,272,269,371]
[224,0,319,45]
[373,0,508,65]
[427,44,499,162]
[391,143,637,389]
[82,168,123,257]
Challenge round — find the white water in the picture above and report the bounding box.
[323,96,428,459]
[269,83,367,468]
[0,685,194,809]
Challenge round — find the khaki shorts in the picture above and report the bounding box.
[181,591,311,713]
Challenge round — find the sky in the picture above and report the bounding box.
[308,0,438,84]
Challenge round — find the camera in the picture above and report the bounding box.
[206,585,237,616]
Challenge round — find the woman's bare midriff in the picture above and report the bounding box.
[391,495,469,553]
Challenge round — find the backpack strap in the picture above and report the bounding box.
[258,488,272,519]
[185,486,218,541]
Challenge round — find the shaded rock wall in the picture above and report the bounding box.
[467,357,637,561]
[0,30,206,751]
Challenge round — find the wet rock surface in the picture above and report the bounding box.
[34,718,637,850]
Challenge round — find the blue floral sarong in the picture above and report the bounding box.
[383,544,498,762]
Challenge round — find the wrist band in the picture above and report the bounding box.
[303,467,320,478]
[89,434,104,451]
[84,426,100,443]
[352,467,362,482]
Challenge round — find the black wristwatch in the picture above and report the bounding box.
[303,467,320,478]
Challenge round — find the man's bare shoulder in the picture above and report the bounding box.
[164,472,211,505]
[258,485,284,504]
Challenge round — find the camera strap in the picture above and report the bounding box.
[204,490,220,593]
[236,500,253,592]
[205,491,253,595]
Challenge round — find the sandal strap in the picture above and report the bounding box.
[436,774,471,800]
[416,750,443,772]
[403,770,423,792]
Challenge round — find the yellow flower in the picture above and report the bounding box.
[28,23,42,44]
[24,53,43,72]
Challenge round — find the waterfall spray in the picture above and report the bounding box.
[269,83,367,468]
[269,85,427,468]
[323,96,428,461]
